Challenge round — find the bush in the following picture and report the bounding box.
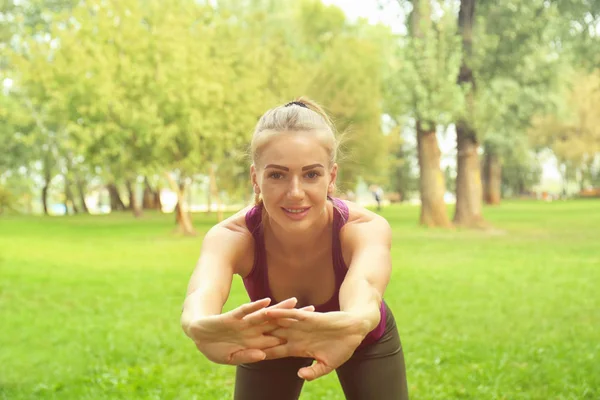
[0,185,15,214]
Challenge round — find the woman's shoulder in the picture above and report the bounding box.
[209,204,253,232]
[335,199,392,252]
[205,204,256,276]
[334,198,381,225]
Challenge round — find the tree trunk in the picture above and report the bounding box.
[518,180,525,196]
[578,168,585,192]
[107,183,126,211]
[175,180,185,225]
[483,150,501,205]
[41,156,52,215]
[175,190,196,235]
[76,177,89,213]
[454,0,486,227]
[165,172,196,236]
[126,179,142,218]
[154,188,162,211]
[125,180,134,210]
[41,184,50,215]
[206,180,212,214]
[454,125,486,227]
[417,122,452,227]
[559,163,568,196]
[64,176,79,214]
[142,177,162,210]
[142,177,159,210]
[411,0,450,227]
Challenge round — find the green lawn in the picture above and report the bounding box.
[1,200,598,399]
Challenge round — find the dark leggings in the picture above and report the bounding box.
[234,303,409,400]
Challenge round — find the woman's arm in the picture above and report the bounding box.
[339,210,392,338]
[181,219,252,331]
[181,218,295,365]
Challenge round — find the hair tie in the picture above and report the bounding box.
[285,101,308,109]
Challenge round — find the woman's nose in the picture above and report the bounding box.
[287,177,304,199]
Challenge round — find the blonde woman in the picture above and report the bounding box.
[181,98,408,400]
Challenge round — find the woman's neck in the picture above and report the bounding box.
[264,204,332,256]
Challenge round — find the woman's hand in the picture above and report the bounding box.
[260,309,369,381]
[183,297,314,365]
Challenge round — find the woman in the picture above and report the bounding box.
[181,98,409,400]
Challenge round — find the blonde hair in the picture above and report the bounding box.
[251,97,340,206]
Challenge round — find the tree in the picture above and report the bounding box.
[453,0,488,227]
[7,50,65,215]
[217,0,395,195]
[500,140,542,197]
[553,0,600,70]
[1,0,80,214]
[5,0,401,223]
[37,0,269,229]
[306,22,392,191]
[529,70,600,192]
[385,0,463,227]
[456,0,571,210]
[387,129,418,201]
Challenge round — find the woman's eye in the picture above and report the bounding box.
[306,171,320,179]
[269,172,283,179]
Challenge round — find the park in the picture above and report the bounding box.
[1,0,599,399]
[1,202,599,398]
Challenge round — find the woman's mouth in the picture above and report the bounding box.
[281,207,311,220]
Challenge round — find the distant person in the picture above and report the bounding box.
[181,98,408,399]
[370,185,384,211]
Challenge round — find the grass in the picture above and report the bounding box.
[0,200,599,399]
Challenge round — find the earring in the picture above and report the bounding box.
[254,185,260,194]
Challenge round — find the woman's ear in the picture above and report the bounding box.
[328,163,338,194]
[250,164,259,193]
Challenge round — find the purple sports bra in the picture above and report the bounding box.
[243,197,386,349]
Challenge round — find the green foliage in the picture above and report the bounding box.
[0,184,15,213]
[387,130,418,200]
[3,0,599,214]
[553,0,600,69]
[3,0,396,207]
[0,93,30,170]
[0,169,37,213]
[499,140,543,196]
[528,69,600,189]
[384,2,465,130]
[305,22,393,190]
[472,0,569,147]
[465,0,580,199]
[1,202,599,398]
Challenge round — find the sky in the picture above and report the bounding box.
[322,0,408,34]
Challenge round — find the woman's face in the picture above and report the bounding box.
[251,132,337,232]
